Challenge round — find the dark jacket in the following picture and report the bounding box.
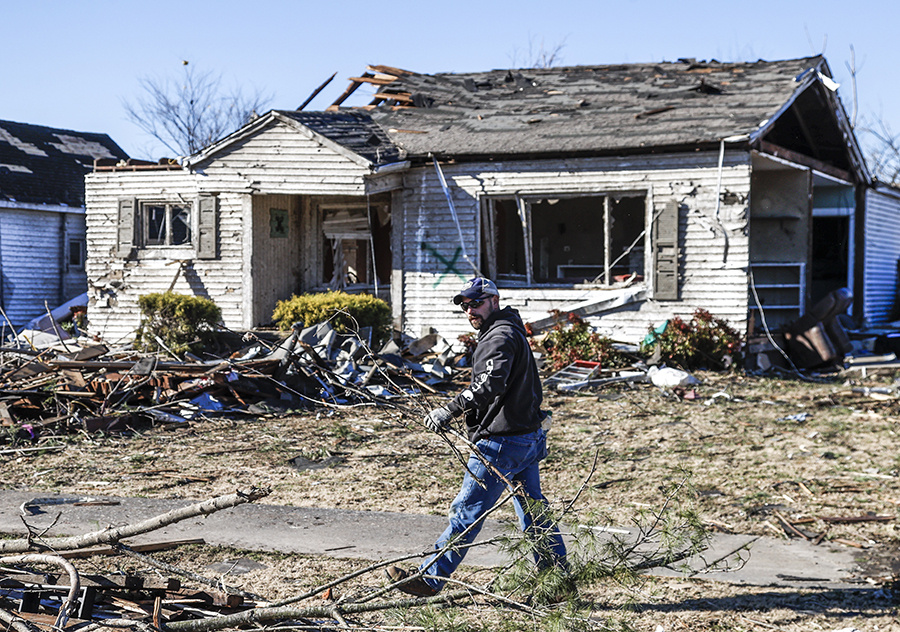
[445,306,543,442]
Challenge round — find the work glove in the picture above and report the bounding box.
[423,406,453,433]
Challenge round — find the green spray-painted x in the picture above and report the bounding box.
[421,242,468,287]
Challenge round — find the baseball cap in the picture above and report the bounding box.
[453,277,500,305]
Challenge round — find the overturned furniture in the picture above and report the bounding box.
[784,288,854,369]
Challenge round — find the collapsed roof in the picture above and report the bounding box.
[344,57,859,167]
[186,56,866,181]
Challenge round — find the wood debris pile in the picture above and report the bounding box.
[0,323,464,448]
[0,566,246,629]
[0,490,291,632]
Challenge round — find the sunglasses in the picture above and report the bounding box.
[459,298,487,312]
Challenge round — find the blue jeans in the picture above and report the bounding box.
[420,428,567,591]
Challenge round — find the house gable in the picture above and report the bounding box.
[753,65,868,183]
[185,111,404,196]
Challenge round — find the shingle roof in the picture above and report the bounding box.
[277,110,404,165]
[361,56,831,158]
[0,120,129,206]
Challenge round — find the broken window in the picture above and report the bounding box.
[481,194,647,285]
[117,195,216,259]
[140,202,191,247]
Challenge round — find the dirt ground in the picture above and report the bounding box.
[3,369,900,630]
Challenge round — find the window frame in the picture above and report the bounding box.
[138,200,192,248]
[117,195,217,260]
[480,190,651,287]
[67,238,84,269]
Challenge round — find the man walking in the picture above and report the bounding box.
[387,277,568,597]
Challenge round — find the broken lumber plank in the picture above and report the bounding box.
[9,611,88,629]
[330,75,368,108]
[371,91,413,103]
[819,514,894,524]
[105,594,153,616]
[772,511,813,539]
[367,64,413,77]
[347,75,397,86]
[0,571,179,591]
[58,538,205,559]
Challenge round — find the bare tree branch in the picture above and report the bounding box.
[845,44,859,128]
[0,487,270,554]
[123,64,271,158]
[165,589,476,632]
[861,116,900,184]
[508,35,568,69]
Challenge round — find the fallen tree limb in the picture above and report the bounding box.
[165,590,474,632]
[0,487,270,554]
[113,543,261,601]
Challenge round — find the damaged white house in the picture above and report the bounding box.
[84,56,900,345]
[0,119,128,329]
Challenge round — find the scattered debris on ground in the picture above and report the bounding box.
[2,304,900,630]
[0,322,468,447]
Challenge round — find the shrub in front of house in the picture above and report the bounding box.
[136,292,222,356]
[535,311,633,372]
[643,308,742,370]
[272,291,392,346]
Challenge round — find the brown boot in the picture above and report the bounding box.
[385,565,439,597]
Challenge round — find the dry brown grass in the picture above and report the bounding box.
[3,370,899,629]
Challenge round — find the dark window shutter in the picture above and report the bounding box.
[653,199,679,300]
[117,198,136,257]
[196,194,218,259]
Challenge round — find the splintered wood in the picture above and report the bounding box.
[0,328,463,451]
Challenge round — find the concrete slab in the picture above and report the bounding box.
[0,490,868,588]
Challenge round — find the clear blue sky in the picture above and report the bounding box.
[3,0,898,161]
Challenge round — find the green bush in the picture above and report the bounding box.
[136,292,222,356]
[535,311,632,372]
[272,291,392,345]
[643,308,742,370]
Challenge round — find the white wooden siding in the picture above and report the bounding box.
[0,206,81,326]
[398,152,752,345]
[196,121,373,195]
[85,171,247,343]
[83,119,386,342]
[863,187,900,326]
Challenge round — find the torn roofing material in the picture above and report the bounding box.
[0,119,129,206]
[350,56,836,159]
[277,109,405,164]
